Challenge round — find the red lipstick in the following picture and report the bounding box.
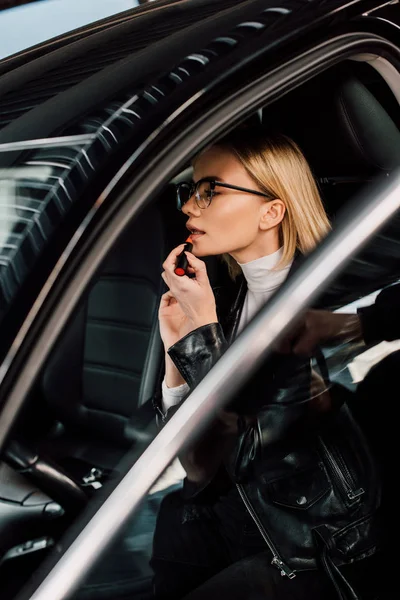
[174,236,193,276]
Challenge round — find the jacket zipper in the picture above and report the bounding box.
[236,483,296,579]
[318,436,364,502]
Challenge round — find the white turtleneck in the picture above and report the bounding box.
[161,247,292,412]
[236,247,291,334]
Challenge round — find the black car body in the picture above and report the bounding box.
[0,1,399,599]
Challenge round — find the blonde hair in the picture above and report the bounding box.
[211,129,331,279]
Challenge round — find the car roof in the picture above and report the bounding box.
[0,0,390,145]
[0,0,247,74]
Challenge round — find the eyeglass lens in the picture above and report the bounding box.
[177,181,213,210]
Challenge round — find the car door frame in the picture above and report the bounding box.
[1,25,399,447]
[2,26,400,600]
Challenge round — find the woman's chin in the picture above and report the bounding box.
[191,237,227,258]
[191,237,206,256]
[192,244,213,257]
[192,234,221,258]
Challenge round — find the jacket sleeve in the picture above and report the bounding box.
[166,322,237,498]
[167,322,227,389]
[358,282,400,344]
[168,322,313,446]
[168,323,315,483]
[152,324,224,425]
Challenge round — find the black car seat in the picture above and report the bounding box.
[0,69,188,487]
[263,63,400,217]
[37,185,186,479]
[263,64,400,308]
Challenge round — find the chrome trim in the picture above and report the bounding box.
[363,0,399,16]
[373,15,400,31]
[0,134,96,152]
[264,7,291,15]
[22,170,400,600]
[25,161,70,169]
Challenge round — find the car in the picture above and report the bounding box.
[0,0,399,599]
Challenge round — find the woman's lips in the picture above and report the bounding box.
[188,229,205,240]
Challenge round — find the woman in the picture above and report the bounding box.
[151,128,382,600]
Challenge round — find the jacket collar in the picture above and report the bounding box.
[217,251,302,343]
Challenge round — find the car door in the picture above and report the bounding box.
[0,1,399,599]
[8,158,400,600]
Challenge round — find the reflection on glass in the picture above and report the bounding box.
[0,85,147,316]
[0,166,54,303]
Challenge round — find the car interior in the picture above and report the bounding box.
[0,54,400,600]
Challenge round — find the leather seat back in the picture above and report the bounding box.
[41,193,185,452]
[263,67,400,218]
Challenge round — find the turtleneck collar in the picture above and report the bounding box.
[237,247,292,293]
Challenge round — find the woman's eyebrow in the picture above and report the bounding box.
[194,175,226,183]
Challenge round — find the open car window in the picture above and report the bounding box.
[0,19,399,599]
[13,167,399,600]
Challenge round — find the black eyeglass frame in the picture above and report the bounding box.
[176,178,272,211]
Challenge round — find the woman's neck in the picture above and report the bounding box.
[229,231,280,264]
[237,248,289,293]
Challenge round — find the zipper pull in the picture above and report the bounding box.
[271,556,296,579]
[348,487,365,501]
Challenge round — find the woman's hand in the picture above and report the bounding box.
[158,290,190,351]
[276,309,363,356]
[159,244,218,350]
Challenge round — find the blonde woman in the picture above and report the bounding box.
[151,128,382,600]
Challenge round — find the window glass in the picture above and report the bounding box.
[0,87,148,319]
[0,156,81,308]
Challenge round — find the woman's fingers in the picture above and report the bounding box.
[162,244,186,272]
[162,245,209,287]
[184,252,208,283]
[159,290,176,309]
[159,291,170,308]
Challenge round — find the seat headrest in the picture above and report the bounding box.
[264,73,400,177]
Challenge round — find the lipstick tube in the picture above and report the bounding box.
[174,236,193,276]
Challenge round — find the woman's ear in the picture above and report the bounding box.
[259,199,286,230]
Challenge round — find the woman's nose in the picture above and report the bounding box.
[181,194,201,216]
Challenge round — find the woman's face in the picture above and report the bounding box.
[182,145,282,262]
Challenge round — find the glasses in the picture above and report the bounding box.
[176,178,272,211]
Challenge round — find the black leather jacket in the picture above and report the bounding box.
[160,273,382,589]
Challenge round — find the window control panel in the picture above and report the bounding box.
[0,536,54,563]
